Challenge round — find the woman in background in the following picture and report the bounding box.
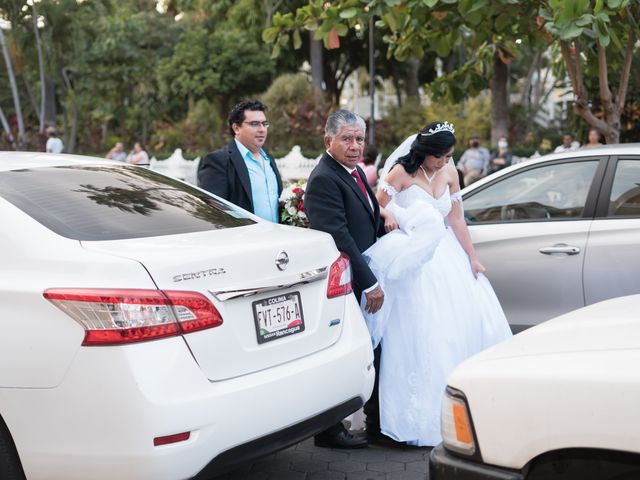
[582,129,604,149]
[127,142,150,167]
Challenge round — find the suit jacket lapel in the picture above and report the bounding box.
[322,153,376,220]
[362,168,380,220]
[228,141,253,208]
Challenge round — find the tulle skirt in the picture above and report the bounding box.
[362,227,512,446]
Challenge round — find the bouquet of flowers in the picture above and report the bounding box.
[279,181,309,227]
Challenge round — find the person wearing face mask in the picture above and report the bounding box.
[457,134,490,186]
[486,136,513,175]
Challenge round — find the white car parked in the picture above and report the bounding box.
[0,153,374,480]
[430,294,640,480]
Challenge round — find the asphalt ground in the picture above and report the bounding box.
[217,437,431,480]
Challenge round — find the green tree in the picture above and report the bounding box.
[72,3,179,148]
[158,0,297,144]
[265,0,543,143]
[543,0,637,143]
[266,0,639,144]
[261,73,332,153]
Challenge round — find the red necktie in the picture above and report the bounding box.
[351,170,369,199]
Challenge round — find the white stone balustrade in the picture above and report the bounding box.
[274,145,320,181]
[150,146,539,185]
[150,146,320,185]
[149,148,200,185]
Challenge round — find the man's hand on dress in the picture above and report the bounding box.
[364,286,384,314]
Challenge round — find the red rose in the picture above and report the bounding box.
[292,188,302,194]
[298,201,304,211]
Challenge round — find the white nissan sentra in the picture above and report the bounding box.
[0,153,374,480]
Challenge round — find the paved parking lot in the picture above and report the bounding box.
[218,437,431,480]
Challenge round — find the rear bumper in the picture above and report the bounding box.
[2,295,374,480]
[429,445,524,480]
[193,397,362,479]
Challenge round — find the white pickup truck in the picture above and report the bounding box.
[430,294,640,480]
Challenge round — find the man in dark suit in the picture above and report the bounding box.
[304,110,385,449]
[198,100,283,222]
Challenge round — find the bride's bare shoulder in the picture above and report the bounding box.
[384,162,411,185]
[443,163,458,179]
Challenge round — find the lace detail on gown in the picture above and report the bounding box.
[379,180,399,197]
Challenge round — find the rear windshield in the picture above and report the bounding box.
[0,165,255,240]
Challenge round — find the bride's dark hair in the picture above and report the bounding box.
[395,121,457,175]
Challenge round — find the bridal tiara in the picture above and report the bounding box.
[422,121,455,136]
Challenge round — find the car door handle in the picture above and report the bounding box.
[539,244,581,255]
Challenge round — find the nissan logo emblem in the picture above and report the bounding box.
[275,251,289,271]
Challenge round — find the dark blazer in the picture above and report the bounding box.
[304,152,381,298]
[197,140,283,214]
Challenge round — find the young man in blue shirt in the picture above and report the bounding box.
[198,100,283,222]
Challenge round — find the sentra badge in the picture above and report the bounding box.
[173,268,226,283]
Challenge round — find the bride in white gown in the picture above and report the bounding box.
[361,122,512,447]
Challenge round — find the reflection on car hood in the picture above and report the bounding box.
[470,294,640,361]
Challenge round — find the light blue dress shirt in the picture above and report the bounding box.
[234,139,279,223]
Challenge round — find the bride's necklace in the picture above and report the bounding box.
[420,165,437,184]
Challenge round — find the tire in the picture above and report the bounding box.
[0,416,26,480]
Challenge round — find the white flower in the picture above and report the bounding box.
[279,188,295,202]
[287,206,297,215]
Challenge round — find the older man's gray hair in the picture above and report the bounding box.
[325,110,367,138]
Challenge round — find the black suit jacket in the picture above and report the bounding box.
[304,153,381,298]
[197,140,283,214]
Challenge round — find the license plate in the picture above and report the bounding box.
[252,292,305,344]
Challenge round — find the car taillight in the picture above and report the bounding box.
[327,253,353,298]
[43,288,223,346]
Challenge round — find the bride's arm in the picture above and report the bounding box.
[378,206,399,232]
[445,166,485,278]
[376,167,406,232]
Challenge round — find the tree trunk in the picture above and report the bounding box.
[0,105,16,149]
[310,36,324,90]
[69,100,78,153]
[142,94,149,146]
[490,55,509,145]
[264,0,284,28]
[323,60,340,105]
[405,58,420,99]
[558,34,636,145]
[44,79,57,125]
[61,67,77,153]
[23,76,40,119]
[0,28,25,149]
[32,3,46,134]
[392,75,402,107]
[62,99,69,151]
[520,51,541,108]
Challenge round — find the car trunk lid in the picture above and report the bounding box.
[81,222,349,380]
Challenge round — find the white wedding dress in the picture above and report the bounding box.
[361,179,512,447]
